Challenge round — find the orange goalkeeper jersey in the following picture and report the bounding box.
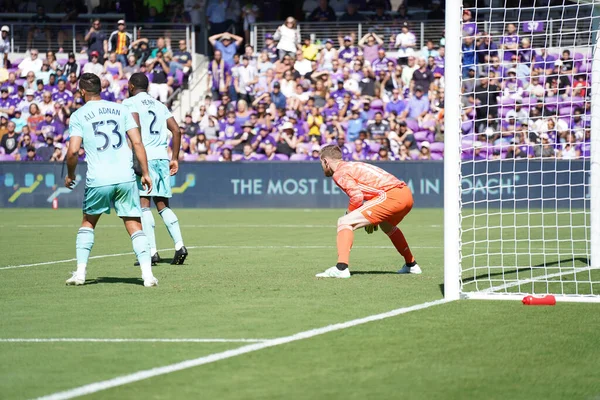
[332,161,406,211]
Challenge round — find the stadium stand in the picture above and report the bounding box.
[0,1,591,163]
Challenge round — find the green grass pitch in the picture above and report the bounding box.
[1,208,599,399]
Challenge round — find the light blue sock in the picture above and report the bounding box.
[159,207,184,250]
[131,230,153,279]
[141,208,157,255]
[76,227,94,275]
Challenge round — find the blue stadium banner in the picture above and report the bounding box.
[0,161,589,209]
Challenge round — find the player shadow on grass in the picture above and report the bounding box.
[438,257,591,295]
[85,277,145,286]
[351,271,398,275]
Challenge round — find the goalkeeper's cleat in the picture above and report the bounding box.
[398,262,422,274]
[315,266,351,279]
[65,272,85,286]
[171,246,188,265]
[134,252,160,266]
[143,276,159,287]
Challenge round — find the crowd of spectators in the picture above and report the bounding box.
[175,5,590,162]
[0,18,193,161]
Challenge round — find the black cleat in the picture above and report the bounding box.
[134,252,161,266]
[171,246,188,265]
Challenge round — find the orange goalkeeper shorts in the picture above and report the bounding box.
[359,186,414,226]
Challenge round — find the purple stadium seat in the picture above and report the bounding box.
[78,59,87,67]
[182,153,198,161]
[500,97,515,106]
[368,143,380,154]
[461,120,474,134]
[429,142,444,153]
[559,106,573,116]
[254,154,267,160]
[413,130,429,141]
[205,154,220,161]
[410,152,419,160]
[232,154,243,161]
[290,154,309,161]
[12,57,23,66]
[0,154,15,161]
[430,152,443,160]
[273,154,289,161]
[58,59,67,66]
[16,78,25,86]
[406,119,420,132]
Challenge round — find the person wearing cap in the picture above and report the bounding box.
[251,125,276,153]
[0,87,15,116]
[82,51,104,77]
[230,120,256,155]
[301,37,319,62]
[315,39,336,72]
[462,9,479,37]
[108,20,132,67]
[401,85,429,124]
[395,22,416,64]
[63,53,81,78]
[501,66,524,98]
[308,0,337,22]
[183,113,201,137]
[262,33,279,63]
[85,19,108,61]
[338,35,358,63]
[209,32,243,68]
[339,2,366,22]
[10,109,26,133]
[275,121,298,157]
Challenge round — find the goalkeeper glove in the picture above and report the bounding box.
[364,224,378,234]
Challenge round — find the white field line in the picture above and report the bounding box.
[481,266,599,293]
[35,298,449,400]
[0,338,267,343]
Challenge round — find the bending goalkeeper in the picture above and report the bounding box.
[316,145,420,278]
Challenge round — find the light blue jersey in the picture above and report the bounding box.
[69,99,138,188]
[122,92,173,160]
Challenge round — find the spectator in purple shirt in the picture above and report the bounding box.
[386,88,406,115]
[339,36,359,63]
[1,72,19,95]
[534,48,557,75]
[208,50,233,100]
[100,78,116,102]
[462,10,479,37]
[371,48,392,74]
[0,87,15,116]
[321,96,339,120]
[37,111,65,142]
[518,37,536,66]
[402,86,430,122]
[351,139,369,160]
[23,145,42,161]
[220,112,241,141]
[51,80,73,108]
[331,80,348,107]
[501,23,519,62]
[252,125,277,153]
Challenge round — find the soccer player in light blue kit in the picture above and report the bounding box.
[64,73,159,287]
[123,73,187,265]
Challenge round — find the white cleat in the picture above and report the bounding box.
[315,266,351,279]
[398,263,422,274]
[143,277,159,287]
[65,272,85,286]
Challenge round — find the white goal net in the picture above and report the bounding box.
[444,0,600,301]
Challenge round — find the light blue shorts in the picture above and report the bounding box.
[83,181,141,217]
[137,159,172,198]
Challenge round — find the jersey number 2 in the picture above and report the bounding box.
[93,120,123,151]
[148,111,160,135]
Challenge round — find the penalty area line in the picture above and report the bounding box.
[35,298,450,400]
[0,338,268,343]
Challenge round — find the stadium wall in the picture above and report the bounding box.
[0,161,590,209]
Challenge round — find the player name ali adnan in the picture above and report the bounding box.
[83,107,121,122]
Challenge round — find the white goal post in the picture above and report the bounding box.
[444,0,600,302]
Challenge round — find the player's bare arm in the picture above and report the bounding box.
[126,126,152,193]
[65,135,82,189]
[166,116,180,175]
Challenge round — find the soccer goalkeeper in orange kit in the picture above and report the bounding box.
[316,145,421,278]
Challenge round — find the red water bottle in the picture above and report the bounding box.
[522,295,556,306]
[52,198,58,209]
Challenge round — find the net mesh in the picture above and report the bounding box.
[459,0,599,297]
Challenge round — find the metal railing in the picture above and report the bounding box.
[4,22,194,55]
[250,16,594,55]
